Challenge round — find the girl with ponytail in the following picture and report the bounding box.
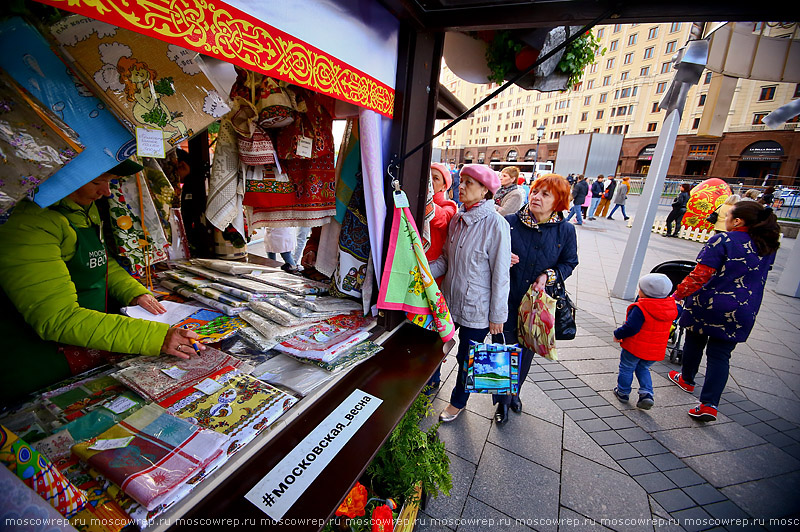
[668,202,780,422]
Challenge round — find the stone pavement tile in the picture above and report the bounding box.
[414,511,455,532]
[781,443,800,461]
[569,409,599,421]
[624,405,710,432]
[604,415,637,430]
[558,335,611,349]
[703,500,750,523]
[591,405,621,418]
[561,452,652,532]
[591,430,625,446]
[488,414,562,472]
[745,422,778,438]
[576,418,611,433]
[634,471,676,493]
[631,439,669,456]
[778,373,800,398]
[682,483,726,506]
[739,389,800,425]
[646,453,686,472]
[750,408,782,422]
[548,370,576,380]
[728,412,762,426]
[435,405,491,465]
[561,359,620,376]
[618,456,659,476]
[517,384,564,427]
[651,488,696,512]
[423,451,476,523]
[560,378,587,388]
[577,372,618,394]
[720,470,800,521]
[763,432,796,448]
[683,444,800,488]
[650,422,766,458]
[563,416,624,473]
[669,506,714,532]
[558,507,614,531]
[571,386,598,398]
[544,388,574,400]
[554,398,585,410]
[650,496,687,532]
[537,380,565,390]
[758,352,800,376]
[730,367,797,400]
[786,427,800,441]
[580,395,610,408]
[729,347,778,376]
[616,426,651,442]
[604,442,640,460]
[456,497,534,532]
[468,443,560,532]
[663,467,706,488]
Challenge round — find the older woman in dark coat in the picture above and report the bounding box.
[495,174,579,424]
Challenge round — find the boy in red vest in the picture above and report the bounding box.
[612,274,678,409]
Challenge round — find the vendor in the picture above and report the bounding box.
[0,159,202,402]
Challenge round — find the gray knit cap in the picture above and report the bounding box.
[638,273,673,299]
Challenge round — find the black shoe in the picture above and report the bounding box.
[607,216,614,220]
[624,216,630,221]
[494,403,509,424]
[510,396,522,413]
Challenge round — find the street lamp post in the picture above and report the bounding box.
[535,124,546,170]
[445,137,451,165]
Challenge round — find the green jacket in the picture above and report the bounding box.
[0,199,170,357]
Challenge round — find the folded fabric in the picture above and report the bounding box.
[282,294,363,314]
[158,366,296,455]
[247,301,323,328]
[71,404,228,511]
[172,308,249,342]
[112,347,251,402]
[250,354,334,396]
[209,282,272,301]
[262,296,341,319]
[239,310,311,346]
[0,464,78,532]
[273,314,375,363]
[164,270,214,289]
[56,455,131,532]
[1,424,88,518]
[243,272,329,295]
[236,327,281,354]
[289,340,383,373]
[191,258,280,276]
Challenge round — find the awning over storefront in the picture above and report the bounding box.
[740,140,784,160]
[638,144,656,160]
[34,0,398,117]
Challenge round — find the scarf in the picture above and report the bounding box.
[494,183,518,206]
[517,207,561,229]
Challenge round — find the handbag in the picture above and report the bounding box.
[463,333,521,395]
[545,276,577,340]
[706,206,720,225]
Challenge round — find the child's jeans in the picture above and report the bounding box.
[617,349,655,397]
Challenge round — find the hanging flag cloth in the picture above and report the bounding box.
[377,183,455,343]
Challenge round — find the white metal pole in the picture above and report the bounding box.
[611,108,681,300]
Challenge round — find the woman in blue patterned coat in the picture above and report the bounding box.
[669,201,781,422]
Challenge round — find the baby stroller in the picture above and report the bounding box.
[650,260,696,364]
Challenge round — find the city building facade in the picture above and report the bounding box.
[438,22,800,184]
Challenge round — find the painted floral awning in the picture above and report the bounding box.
[33,0,395,117]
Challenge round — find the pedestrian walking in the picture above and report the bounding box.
[588,175,605,219]
[596,176,616,218]
[564,174,588,225]
[607,177,630,220]
[665,183,690,237]
[669,202,781,422]
[494,166,527,216]
[612,274,678,410]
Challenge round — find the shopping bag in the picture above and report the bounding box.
[518,286,558,361]
[463,335,521,395]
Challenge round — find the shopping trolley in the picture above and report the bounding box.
[650,260,696,364]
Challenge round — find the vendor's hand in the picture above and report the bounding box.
[510,253,519,267]
[489,322,504,335]
[133,294,166,315]
[161,327,205,359]
[532,273,548,292]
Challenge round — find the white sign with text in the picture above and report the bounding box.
[244,389,382,521]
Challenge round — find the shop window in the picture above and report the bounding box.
[759,86,776,101]
[753,113,767,125]
[641,66,650,77]
[698,94,706,106]
[688,145,716,157]
[661,62,672,74]
[647,122,658,131]
[648,27,659,40]
[665,41,677,54]
[609,40,618,52]
[628,34,638,46]
[656,82,667,93]
[692,118,701,129]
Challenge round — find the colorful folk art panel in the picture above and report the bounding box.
[158,367,296,456]
[377,194,455,343]
[684,178,732,231]
[171,308,249,342]
[71,404,228,510]
[0,424,89,518]
[50,15,230,151]
[56,455,131,532]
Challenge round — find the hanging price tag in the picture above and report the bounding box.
[89,436,134,451]
[194,378,223,395]
[135,126,166,158]
[296,136,313,158]
[393,190,409,209]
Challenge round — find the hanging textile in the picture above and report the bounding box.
[329,182,370,299]
[142,159,174,242]
[377,191,455,343]
[0,70,82,218]
[205,119,245,238]
[106,173,169,276]
[71,404,228,511]
[0,424,89,518]
[358,109,388,284]
[334,118,360,223]
[158,367,296,456]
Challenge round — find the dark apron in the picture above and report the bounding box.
[0,213,108,403]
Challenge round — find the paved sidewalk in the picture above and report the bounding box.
[419,198,800,532]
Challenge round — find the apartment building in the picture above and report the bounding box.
[439,22,800,182]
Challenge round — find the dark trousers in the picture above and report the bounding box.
[493,335,535,406]
[680,329,737,407]
[666,208,686,236]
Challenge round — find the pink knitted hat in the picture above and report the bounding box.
[430,163,452,190]
[460,164,501,194]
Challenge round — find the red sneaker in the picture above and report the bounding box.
[688,404,717,422]
[668,371,695,393]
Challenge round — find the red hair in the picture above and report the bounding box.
[531,174,571,212]
[117,56,158,102]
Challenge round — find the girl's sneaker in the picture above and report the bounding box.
[637,394,654,410]
[668,371,695,393]
[613,387,629,403]
[688,404,717,422]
